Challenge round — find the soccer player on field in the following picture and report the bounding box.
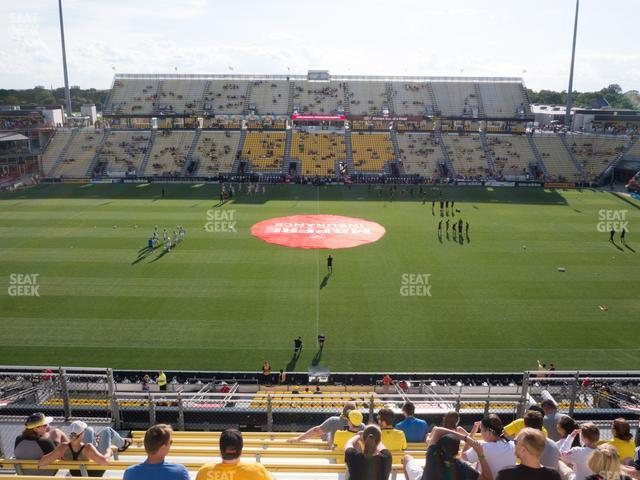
[621,227,626,243]
[609,227,615,242]
[445,219,450,233]
[327,255,333,274]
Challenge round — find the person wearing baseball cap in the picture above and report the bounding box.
[287,401,361,445]
[333,409,366,450]
[195,429,273,480]
[38,420,111,477]
[14,413,64,476]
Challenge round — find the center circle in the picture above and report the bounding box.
[251,214,386,249]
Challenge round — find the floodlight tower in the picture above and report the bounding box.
[58,0,73,121]
[565,0,580,129]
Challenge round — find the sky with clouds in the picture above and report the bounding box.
[1,0,638,92]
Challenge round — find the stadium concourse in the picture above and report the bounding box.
[36,72,637,186]
[2,368,640,479]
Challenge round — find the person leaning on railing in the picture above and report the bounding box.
[287,401,360,445]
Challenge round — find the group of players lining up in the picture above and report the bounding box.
[219,182,266,203]
[148,225,186,252]
[433,199,470,240]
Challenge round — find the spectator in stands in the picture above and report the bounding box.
[559,422,600,480]
[523,410,560,469]
[39,420,111,477]
[14,413,67,476]
[344,424,392,480]
[460,414,516,477]
[556,416,582,451]
[157,371,167,391]
[377,407,407,451]
[287,401,360,444]
[334,410,365,450]
[124,424,188,480]
[278,369,286,385]
[587,444,634,480]
[382,374,393,394]
[83,425,131,455]
[542,399,566,442]
[261,361,272,385]
[396,401,429,443]
[196,429,273,480]
[603,418,636,465]
[442,411,460,430]
[403,425,491,480]
[496,428,562,480]
[504,405,548,439]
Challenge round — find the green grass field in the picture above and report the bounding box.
[0,183,638,372]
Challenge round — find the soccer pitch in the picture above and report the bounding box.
[0,183,638,373]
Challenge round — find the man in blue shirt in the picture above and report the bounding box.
[395,401,429,443]
[123,424,188,480]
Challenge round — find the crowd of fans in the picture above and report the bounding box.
[12,398,640,480]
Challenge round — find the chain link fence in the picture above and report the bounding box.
[2,368,640,435]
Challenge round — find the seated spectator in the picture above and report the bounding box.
[395,401,429,443]
[39,420,111,477]
[602,418,636,465]
[461,414,516,476]
[542,399,567,442]
[345,424,392,480]
[334,410,365,450]
[403,426,491,480]
[287,401,359,444]
[504,405,549,439]
[377,406,407,451]
[123,424,188,480]
[559,422,600,480]
[195,429,273,480]
[496,428,562,480]
[523,410,560,470]
[83,426,131,455]
[587,444,633,480]
[14,413,67,476]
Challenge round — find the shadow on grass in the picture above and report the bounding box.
[311,349,323,367]
[1,183,573,206]
[320,275,330,290]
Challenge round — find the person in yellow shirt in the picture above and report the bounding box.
[333,410,365,450]
[377,407,407,451]
[195,429,273,480]
[599,418,635,465]
[157,371,167,392]
[503,406,548,439]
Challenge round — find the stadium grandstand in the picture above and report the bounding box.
[1,367,640,479]
[19,72,632,188]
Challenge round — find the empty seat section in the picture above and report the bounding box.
[347,81,389,115]
[54,132,103,177]
[193,131,241,175]
[441,134,489,178]
[248,81,290,115]
[533,136,581,182]
[391,82,436,116]
[145,131,195,176]
[242,132,286,172]
[396,132,444,177]
[41,131,72,176]
[431,82,478,117]
[98,131,150,175]
[351,133,395,172]
[292,81,345,114]
[291,132,346,176]
[486,135,537,178]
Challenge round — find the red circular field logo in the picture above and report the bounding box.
[251,214,386,249]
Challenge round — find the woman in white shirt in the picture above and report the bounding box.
[461,414,517,477]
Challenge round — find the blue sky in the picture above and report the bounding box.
[1,0,638,92]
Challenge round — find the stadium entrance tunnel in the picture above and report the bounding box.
[251,214,386,249]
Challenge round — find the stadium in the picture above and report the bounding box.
[1,1,640,479]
